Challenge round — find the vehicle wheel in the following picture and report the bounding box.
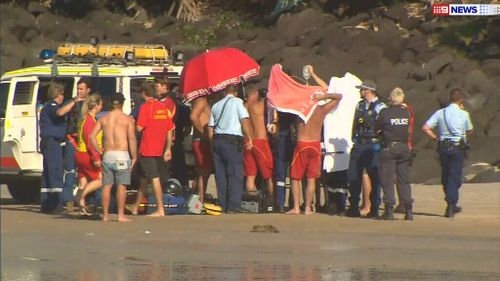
[7,180,40,204]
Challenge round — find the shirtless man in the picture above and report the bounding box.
[90,92,137,222]
[287,65,342,215]
[190,96,213,202]
[243,85,274,197]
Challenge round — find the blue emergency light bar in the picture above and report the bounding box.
[39,49,56,60]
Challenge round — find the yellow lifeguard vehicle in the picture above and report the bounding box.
[0,42,188,202]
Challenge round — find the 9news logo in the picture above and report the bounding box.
[432,4,449,16]
[433,3,500,16]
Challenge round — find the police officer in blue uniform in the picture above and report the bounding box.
[347,80,386,218]
[375,87,414,220]
[423,88,473,218]
[39,82,82,213]
[208,85,253,213]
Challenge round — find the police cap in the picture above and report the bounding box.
[356,80,377,92]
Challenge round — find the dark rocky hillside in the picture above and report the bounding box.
[1,0,499,183]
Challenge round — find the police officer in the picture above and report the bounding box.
[208,85,253,213]
[347,80,386,217]
[39,82,83,213]
[375,87,414,220]
[422,88,473,218]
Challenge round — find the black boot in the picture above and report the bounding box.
[394,204,405,214]
[346,206,360,217]
[379,206,394,220]
[367,206,379,218]
[404,206,413,221]
[445,205,454,218]
[334,192,347,216]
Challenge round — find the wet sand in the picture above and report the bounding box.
[1,183,499,281]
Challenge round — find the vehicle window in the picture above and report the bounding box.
[129,77,180,115]
[0,83,9,118]
[130,78,148,107]
[37,77,74,105]
[75,77,117,112]
[13,82,35,105]
[169,79,180,97]
[89,77,117,97]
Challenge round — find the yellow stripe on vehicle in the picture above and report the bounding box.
[5,68,51,75]
[5,68,122,76]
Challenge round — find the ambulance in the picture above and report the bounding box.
[0,42,190,203]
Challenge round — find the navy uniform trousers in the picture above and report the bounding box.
[379,143,412,208]
[274,129,294,210]
[348,143,381,211]
[212,136,244,212]
[62,139,75,204]
[439,144,465,205]
[40,136,64,212]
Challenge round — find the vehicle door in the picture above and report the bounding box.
[3,77,39,158]
[0,81,19,172]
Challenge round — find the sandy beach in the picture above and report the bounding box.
[1,183,499,281]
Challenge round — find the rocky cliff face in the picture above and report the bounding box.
[1,1,498,183]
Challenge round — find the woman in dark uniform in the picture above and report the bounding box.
[39,82,82,213]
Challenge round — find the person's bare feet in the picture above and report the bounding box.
[102,215,109,223]
[118,216,132,222]
[304,208,315,215]
[79,205,91,216]
[147,211,165,217]
[79,200,86,210]
[74,189,83,206]
[286,208,301,215]
[360,207,370,217]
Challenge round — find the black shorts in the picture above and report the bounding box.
[139,156,170,181]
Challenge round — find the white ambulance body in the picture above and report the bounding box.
[0,43,189,202]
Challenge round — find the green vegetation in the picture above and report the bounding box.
[430,18,494,60]
[181,11,256,48]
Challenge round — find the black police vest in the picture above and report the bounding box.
[379,105,411,142]
[353,99,383,142]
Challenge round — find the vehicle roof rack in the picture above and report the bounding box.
[56,43,171,65]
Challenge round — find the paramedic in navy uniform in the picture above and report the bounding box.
[422,88,473,218]
[39,82,83,213]
[375,87,414,221]
[347,80,386,218]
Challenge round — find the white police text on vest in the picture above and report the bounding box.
[390,118,409,126]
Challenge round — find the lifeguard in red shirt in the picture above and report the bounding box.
[155,76,176,120]
[133,82,175,217]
